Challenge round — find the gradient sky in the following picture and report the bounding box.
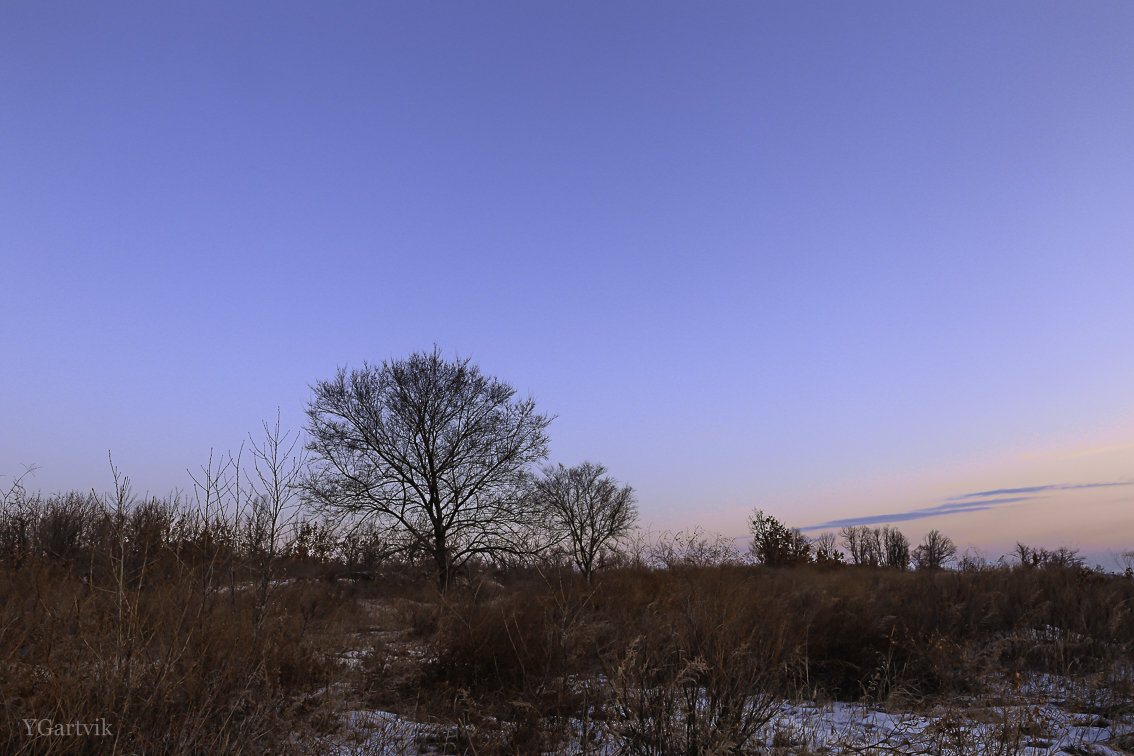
[3,2,1132,565]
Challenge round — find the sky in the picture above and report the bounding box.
[2,2,1133,566]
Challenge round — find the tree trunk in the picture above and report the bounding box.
[433,532,450,590]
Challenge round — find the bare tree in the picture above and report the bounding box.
[1119,550,1134,579]
[912,529,957,570]
[1014,542,1084,570]
[881,526,910,570]
[303,348,552,588]
[245,411,307,626]
[533,461,637,581]
[840,525,864,565]
[812,531,843,565]
[187,447,243,596]
[841,525,882,566]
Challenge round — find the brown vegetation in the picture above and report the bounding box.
[3,481,1132,754]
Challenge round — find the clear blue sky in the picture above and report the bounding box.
[3,2,1132,561]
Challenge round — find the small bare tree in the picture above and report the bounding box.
[533,461,637,581]
[1014,543,1084,570]
[841,525,882,566]
[812,531,843,565]
[912,529,957,570]
[1118,550,1134,579]
[245,411,307,626]
[303,348,552,588]
[881,526,910,570]
[187,448,241,594]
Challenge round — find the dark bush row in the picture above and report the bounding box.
[426,562,1134,704]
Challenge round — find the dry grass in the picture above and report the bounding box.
[0,490,357,755]
[3,488,1132,754]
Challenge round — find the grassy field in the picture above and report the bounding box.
[2,490,1132,754]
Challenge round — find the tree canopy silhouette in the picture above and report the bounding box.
[303,348,552,587]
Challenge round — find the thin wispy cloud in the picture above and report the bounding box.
[950,481,1134,501]
[801,480,1134,532]
[800,496,1033,532]
[914,497,1035,514]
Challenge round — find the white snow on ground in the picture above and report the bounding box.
[759,698,1130,755]
[320,709,431,756]
[319,685,1132,755]
[311,628,1133,756]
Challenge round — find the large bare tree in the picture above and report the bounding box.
[303,348,552,588]
[533,462,637,581]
